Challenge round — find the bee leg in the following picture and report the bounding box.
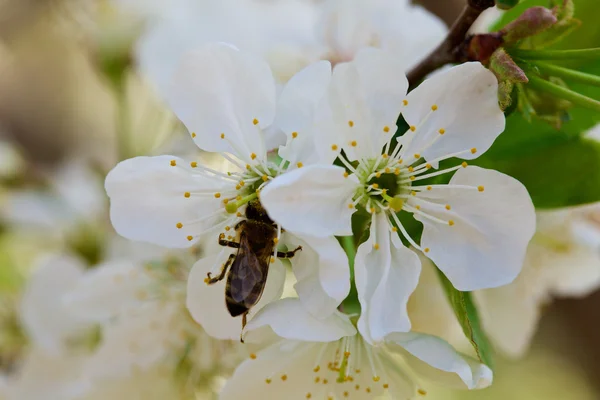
[276,245,303,259]
[218,233,240,249]
[205,254,235,284]
[240,313,248,343]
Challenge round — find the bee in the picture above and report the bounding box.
[205,200,302,338]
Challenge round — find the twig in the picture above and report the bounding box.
[407,0,496,89]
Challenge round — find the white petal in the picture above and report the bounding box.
[276,60,332,166]
[261,164,358,237]
[401,63,505,164]
[284,233,350,319]
[186,251,286,340]
[20,255,87,355]
[388,332,493,390]
[63,261,153,323]
[414,166,535,290]
[166,43,276,159]
[356,213,420,344]
[105,155,231,248]
[245,298,356,342]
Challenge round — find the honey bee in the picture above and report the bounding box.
[205,200,302,337]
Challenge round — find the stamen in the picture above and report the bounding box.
[404,204,450,225]
[389,212,422,251]
[399,164,464,184]
[338,153,357,174]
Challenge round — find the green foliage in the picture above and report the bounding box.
[436,269,495,368]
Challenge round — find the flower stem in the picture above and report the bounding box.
[527,75,600,112]
[509,48,600,61]
[529,61,600,87]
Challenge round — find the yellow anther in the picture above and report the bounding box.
[187,235,193,241]
[223,199,229,205]
[270,256,275,264]
[331,144,338,151]
[375,172,382,178]
[424,248,430,253]
[408,166,414,172]
[250,353,257,359]
[246,164,251,170]
[415,205,421,210]
[414,153,420,159]
[314,366,320,372]
[170,160,177,167]
[411,191,417,196]
[191,132,197,138]
[323,379,329,384]
[427,186,432,191]
[410,126,416,132]
[236,195,242,201]
[236,212,243,217]
[251,153,257,160]
[471,147,477,154]
[292,131,298,138]
[239,181,245,187]
[350,140,357,147]
[418,389,427,396]
[426,163,432,169]
[253,118,259,125]
[366,387,372,393]
[281,374,287,381]
[297,162,303,168]
[382,153,389,159]
[410,176,416,181]
[265,379,271,384]
[262,175,268,182]
[478,185,485,192]
[214,192,221,198]
[394,168,401,175]
[220,133,225,139]
[403,99,408,106]
[448,220,455,226]
[176,222,183,229]
[344,171,349,178]
[383,383,389,389]
[439,128,445,135]
[315,377,320,383]
[390,197,404,211]
[184,192,191,198]
[373,376,381,382]
[392,227,398,232]
[385,167,390,173]
[348,120,354,127]
[355,384,360,390]
[225,226,231,231]
[461,162,468,168]
[273,237,279,244]
[372,183,379,189]
[399,158,404,164]
[370,207,376,213]
[204,277,209,284]
[373,243,380,250]
[431,104,438,111]
[348,203,354,209]
[383,126,390,132]
[190,161,197,168]
[445,204,451,210]
[306,393,312,399]
[344,392,349,398]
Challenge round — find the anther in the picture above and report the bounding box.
[461,162,468,168]
[270,256,275,263]
[471,148,477,154]
[343,171,349,178]
[383,383,389,389]
[375,172,381,178]
[348,203,354,209]
[176,222,183,229]
[370,207,376,213]
[392,227,398,232]
[350,140,357,147]
[262,175,268,182]
[403,100,408,106]
[438,128,445,135]
[190,161,197,168]
[292,131,298,138]
[239,181,245,187]
[394,168,401,175]
[236,195,242,201]
[410,126,416,132]
[313,366,320,372]
[385,168,390,173]
[410,176,415,181]
[426,163,432,169]
[418,389,427,395]
[373,376,381,382]
[348,120,354,127]
[427,186,432,191]
[191,132,197,138]
[220,133,225,139]
[414,153,420,159]
[411,191,417,196]
[250,353,257,359]
[478,186,485,192]
[323,379,329,384]
[344,392,349,397]
[253,118,259,125]
[214,193,221,198]
[281,374,287,381]
[251,153,257,160]
[184,192,191,198]
[170,160,177,167]
[297,162,303,168]
[408,166,414,172]
[246,164,251,170]
[273,238,279,244]
[372,183,379,189]
[383,126,390,133]
[424,248,430,253]
[306,394,312,399]
[382,154,388,159]
[187,236,193,241]
[315,377,320,383]
[223,199,229,205]
[431,104,438,111]
[448,220,455,226]
[366,387,371,393]
[355,384,360,390]
[445,204,451,210]
[373,243,380,250]
[265,379,271,384]
[225,226,231,231]
[331,144,338,151]
[415,205,421,210]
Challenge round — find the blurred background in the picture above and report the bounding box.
[0,0,598,399]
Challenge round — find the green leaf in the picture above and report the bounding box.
[477,137,600,208]
[436,268,495,368]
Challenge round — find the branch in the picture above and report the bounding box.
[407,0,496,89]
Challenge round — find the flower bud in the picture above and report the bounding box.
[501,6,558,44]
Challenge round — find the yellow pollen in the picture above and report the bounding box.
[355,384,360,390]
[392,227,398,232]
[344,392,349,398]
[385,168,390,173]
[292,131,298,138]
[204,277,209,284]
[236,195,242,201]
[328,397,334,400]
[373,376,381,382]
[170,160,177,167]
[408,166,414,172]
[220,133,225,139]
[214,193,221,198]
[250,353,257,360]
[184,192,191,198]
[410,126,416,132]
[403,99,408,106]
[394,168,401,175]
[414,153,420,159]
[350,140,357,147]
[426,163,432,169]
[191,132,196,138]
[439,128,445,135]
[225,226,231,231]
[478,185,485,192]
[223,199,229,205]
[262,175,268,182]
[273,237,279,244]
[399,159,404,164]
[373,243,380,250]
[415,205,421,210]
[315,377,320,383]
[461,162,468,168]
[431,104,438,111]
[314,366,320,372]
[281,375,287,381]
[427,186,432,191]
[410,176,415,181]
[383,383,389,389]
[348,203,354,209]
[372,183,379,189]
[370,207,376,213]
[323,379,329,384]
[424,247,430,253]
[343,171,349,178]
[235,185,241,190]
[418,389,428,396]
[383,126,390,133]
[270,257,275,264]
[348,120,354,127]
[190,161,197,168]
[297,162,304,168]
[382,153,389,159]
[253,118,259,125]
[265,379,271,384]
[246,164,251,170]
[176,222,183,229]
[239,180,245,187]
[331,144,338,151]
[306,394,312,399]
[471,147,477,154]
[251,153,257,160]
[449,220,455,226]
[186,236,193,241]
[411,191,417,196]
[375,172,382,178]
[366,387,371,393]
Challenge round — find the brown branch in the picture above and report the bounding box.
[407,0,496,89]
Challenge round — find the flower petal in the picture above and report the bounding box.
[388,332,493,390]
[105,155,232,248]
[401,63,505,165]
[166,43,276,159]
[414,166,535,290]
[245,298,356,342]
[261,164,358,237]
[20,255,87,355]
[186,251,285,340]
[356,213,420,344]
[284,233,350,319]
[276,60,332,166]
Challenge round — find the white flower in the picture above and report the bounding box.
[475,205,600,358]
[220,298,492,400]
[261,48,536,343]
[105,43,350,338]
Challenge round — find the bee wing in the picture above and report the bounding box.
[228,234,270,307]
